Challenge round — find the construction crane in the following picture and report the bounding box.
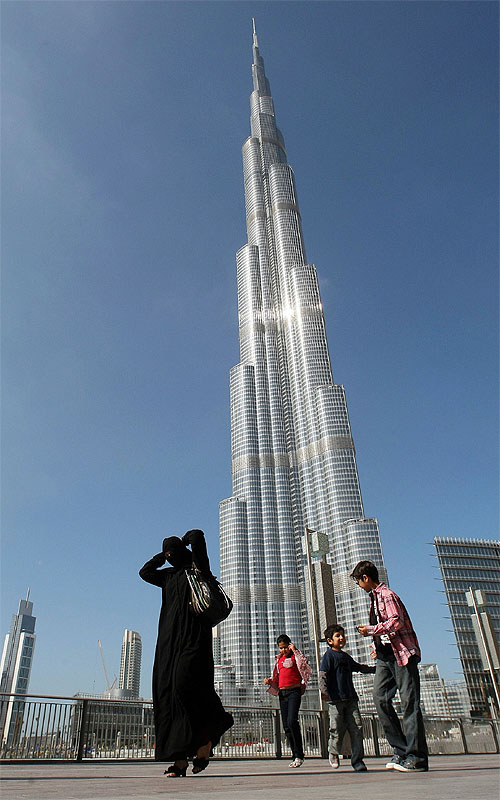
[97,639,117,691]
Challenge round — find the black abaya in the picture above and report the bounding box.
[139,529,233,762]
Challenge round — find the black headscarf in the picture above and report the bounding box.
[162,536,192,569]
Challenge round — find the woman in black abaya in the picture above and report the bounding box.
[140,529,233,777]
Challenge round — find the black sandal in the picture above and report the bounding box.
[192,757,209,774]
[164,763,187,777]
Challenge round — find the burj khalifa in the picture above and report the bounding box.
[219,23,387,701]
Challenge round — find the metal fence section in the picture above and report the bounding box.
[423,718,465,754]
[77,699,155,759]
[462,719,499,754]
[0,695,80,760]
[276,710,324,759]
[213,707,278,758]
[0,694,498,761]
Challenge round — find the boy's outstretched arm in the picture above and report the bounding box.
[347,653,376,674]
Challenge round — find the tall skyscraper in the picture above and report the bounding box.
[119,629,142,698]
[0,591,36,745]
[219,23,387,700]
[434,536,500,717]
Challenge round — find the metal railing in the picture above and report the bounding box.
[0,693,498,761]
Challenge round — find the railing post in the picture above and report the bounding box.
[457,718,468,754]
[489,720,499,754]
[319,709,329,759]
[76,700,89,763]
[273,709,282,759]
[370,716,380,757]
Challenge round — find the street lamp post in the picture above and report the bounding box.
[466,586,500,718]
[303,528,330,709]
[440,678,452,718]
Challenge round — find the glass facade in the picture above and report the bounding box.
[219,25,387,701]
[434,536,500,717]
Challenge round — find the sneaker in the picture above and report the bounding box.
[328,753,340,769]
[386,754,404,769]
[393,756,428,773]
[289,758,304,768]
[353,761,368,772]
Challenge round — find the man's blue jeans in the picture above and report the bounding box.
[373,655,428,764]
[278,687,304,760]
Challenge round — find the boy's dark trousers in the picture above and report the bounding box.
[278,687,304,760]
[373,655,428,765]
[328,698,365,766]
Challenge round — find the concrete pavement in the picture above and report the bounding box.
[1,755,498,800]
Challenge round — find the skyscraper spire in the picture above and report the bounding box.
[251,20,271,98]
[219,27,387,707]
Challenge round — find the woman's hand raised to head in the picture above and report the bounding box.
[182,529,205,547]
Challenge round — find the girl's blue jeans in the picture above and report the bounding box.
[278,687,304,760]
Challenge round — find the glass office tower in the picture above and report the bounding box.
[434,536,500,716]
[219,24,387,700]
[119,630,142,698]
[0,592,36,745]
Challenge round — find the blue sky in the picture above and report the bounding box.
[2,1,498,698]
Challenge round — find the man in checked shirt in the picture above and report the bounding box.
[351,560,429,773]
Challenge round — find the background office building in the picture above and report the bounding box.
[444,680,472,718]
[418,663,449,717]
[394,664,471,718]
[219,24,387,702]
[443,679,472,718]
[0,592,36,745]
[434,536,500,717]
[119,630,142,699]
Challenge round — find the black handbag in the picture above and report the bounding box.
[185,567,233,627]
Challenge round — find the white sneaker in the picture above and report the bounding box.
[329,753,340,769]
[289,758,304,768]
[386,755,404,769]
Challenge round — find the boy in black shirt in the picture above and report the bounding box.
[319,624,376,772]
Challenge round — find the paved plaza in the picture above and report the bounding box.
[1,755,498,800]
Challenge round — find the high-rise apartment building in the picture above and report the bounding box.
[119,629,142,698]
[0,592,36,745]
[434,536,500,717]
[219,23,387,701]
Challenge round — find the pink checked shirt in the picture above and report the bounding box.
[367,583,421,666]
